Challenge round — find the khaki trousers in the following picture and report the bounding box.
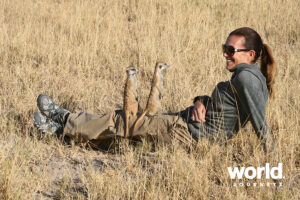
[63,110,196,146]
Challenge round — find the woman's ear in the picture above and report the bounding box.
[249,50,256,61]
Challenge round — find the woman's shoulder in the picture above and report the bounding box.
[231,66,268,99]
[232,63,266,87]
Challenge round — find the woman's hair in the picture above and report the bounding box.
[229,27,277,99]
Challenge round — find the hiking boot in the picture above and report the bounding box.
[37,94,70,125]
[33,112,63,135]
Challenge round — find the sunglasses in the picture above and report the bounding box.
[222,44,251,56]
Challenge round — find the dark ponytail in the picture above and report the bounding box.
[229,27,277,99]
[260,44,277,99]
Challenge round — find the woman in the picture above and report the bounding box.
[34,27,277,152]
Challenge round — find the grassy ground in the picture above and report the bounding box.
[0,0,299,199]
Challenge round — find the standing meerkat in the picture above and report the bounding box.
[131,62,170,135]
[123,66,139,138]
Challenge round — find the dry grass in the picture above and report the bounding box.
[0,0,299,199]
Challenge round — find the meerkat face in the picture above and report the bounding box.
[126,67,139,76]
[156,62,170,71]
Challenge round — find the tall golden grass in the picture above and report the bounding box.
[0,0,299,199]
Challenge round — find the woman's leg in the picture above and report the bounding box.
[35,94,196,146]
[63,110,124,142]
[34,94,124,142]
[131,112,196,146]
[63,111,176,143]
[64,110,196,146]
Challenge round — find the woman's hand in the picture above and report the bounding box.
[192,100,206,122]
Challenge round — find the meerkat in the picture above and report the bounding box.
[123,66,139,138]
[131,62,170,135]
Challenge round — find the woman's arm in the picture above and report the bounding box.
[231,70,274,152]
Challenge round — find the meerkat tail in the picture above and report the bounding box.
[131,110,148,136]
[124,110,130,138]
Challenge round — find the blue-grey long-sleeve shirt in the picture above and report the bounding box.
[185,63,272,143]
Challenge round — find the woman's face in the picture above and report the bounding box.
[223,35,255,70]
